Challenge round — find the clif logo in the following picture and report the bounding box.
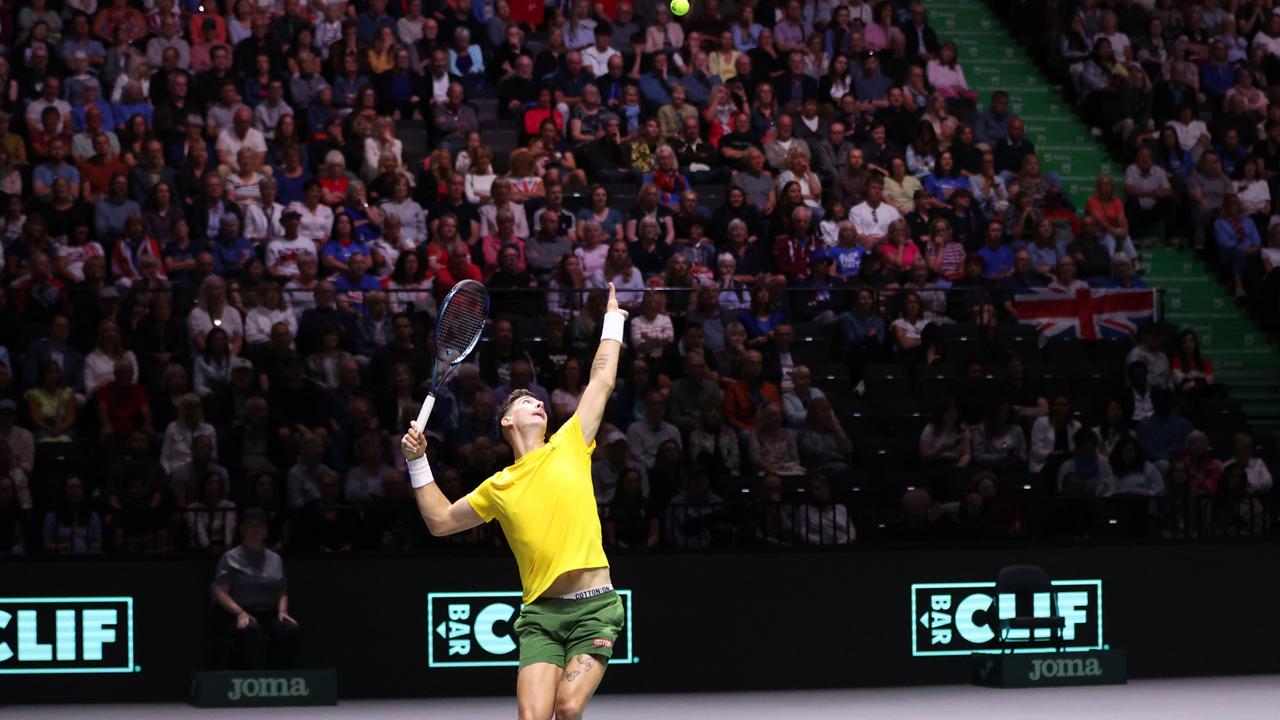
[0,597,136,675]
[427,591,635,668]
[910,581,1103,657]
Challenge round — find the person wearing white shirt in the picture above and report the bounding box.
[146,16,192,69]
[797,474,855,544]
[244,178,286,244]
[629,292,676,359]
[266,209,318,279]
[160,394,218,474]
[625,390,683,468]
[186,474,237,550]
[215,108,268,172]
[1223,432,1275,495]
[582,26,621,77]
[289,183,335,245]
[245,282,298,347]
[848,176,901,242]
[363,118,404,181]
[379,176,429,247]
[1047,255,1090,293]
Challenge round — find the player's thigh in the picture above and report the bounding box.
[553,653,609,720]
[516,662,563,720]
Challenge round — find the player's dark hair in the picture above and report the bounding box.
[500,388,537,422]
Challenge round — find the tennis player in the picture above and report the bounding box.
[401,283,628,720]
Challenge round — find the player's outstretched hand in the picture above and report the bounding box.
[607,282,629,320]
[401,422,427,461]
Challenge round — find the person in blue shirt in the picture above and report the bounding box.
[32,138,81,201]
[1213,193,1262,296]
[332,252,382,315]
[1090,252,1149,289]
[1136,389,1194,476]
[922,151,968,204]
[1199,41,1237,105]
[737,285,787,342]
[356,0,395,43]
[976,220,1015,280]
[320,213,372,274]
[211,214,254,277]
[838,286,886,386]
[827,220,866,280]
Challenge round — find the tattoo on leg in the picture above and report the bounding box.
[561,655,594,683]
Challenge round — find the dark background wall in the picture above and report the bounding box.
[3,543,1279,703]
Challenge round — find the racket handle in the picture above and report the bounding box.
[414,393,438,431]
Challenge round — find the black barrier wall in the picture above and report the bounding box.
[3,543,1280,703]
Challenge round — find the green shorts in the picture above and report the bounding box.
[513,590,625,669]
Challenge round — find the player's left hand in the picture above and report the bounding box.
[278,611,298,626]
[606,282,629,320]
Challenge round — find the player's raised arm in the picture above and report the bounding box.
[577,282,628,444]
[402,422,483,536]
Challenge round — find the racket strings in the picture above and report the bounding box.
[436,282,488,357]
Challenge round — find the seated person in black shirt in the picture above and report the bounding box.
[577,114,640,183]
[630,217,674,279]
[498,54,539,118]
[718,111,761,171]
[487,244,540,317]
[673,115,731,185]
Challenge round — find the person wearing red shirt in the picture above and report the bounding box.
[773,206,816,279]
[433,250,483,300]
[98,360,153,439]
[724,349,782,432]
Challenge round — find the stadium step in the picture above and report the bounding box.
[1154,248,1280,433]
[929,0,1111,208]
[953,0,1280,437]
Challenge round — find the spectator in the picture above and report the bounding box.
[1053,428,1112,499]
[211,509,301,669]
[725,349,782,432]
[1106,434,1165,498]
[187,472,237,552]
[42,477,102,554]
[1182,430,1222,497]
[604,467,659,549]
[626,390,682,469]
[797,472,855,544]
[1137,389,1194,476]
[796,397,852,477]
[973,401,1028,474]
[663,469,722,547]
[1214,193,1262,297]
[1222,432,1274,496]
[25,361,77,444]
[1030,395,1081,478]
[0,400,34,476]
[161,393,216,474]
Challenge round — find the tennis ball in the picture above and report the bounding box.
[670,0,690,16]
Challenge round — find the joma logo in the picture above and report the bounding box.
[1028,657,1102,681]
[227,677,311,701]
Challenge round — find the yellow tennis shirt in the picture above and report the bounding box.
[466,413,610,603]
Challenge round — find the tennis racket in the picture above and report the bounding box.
[414,279,489,429]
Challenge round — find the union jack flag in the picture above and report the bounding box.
[1014,287,1156,345]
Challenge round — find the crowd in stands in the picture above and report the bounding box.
[0,0,1277,556]
[1011,0,1280,326]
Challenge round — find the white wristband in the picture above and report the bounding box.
[407,455,435,488]
[602,311,625,344]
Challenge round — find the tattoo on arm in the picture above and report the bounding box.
[592,344,615,374]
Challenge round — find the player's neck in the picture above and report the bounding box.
[509,429,547,461]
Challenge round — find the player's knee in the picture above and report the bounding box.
[553,695,584,720]
[517,703,552,720]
